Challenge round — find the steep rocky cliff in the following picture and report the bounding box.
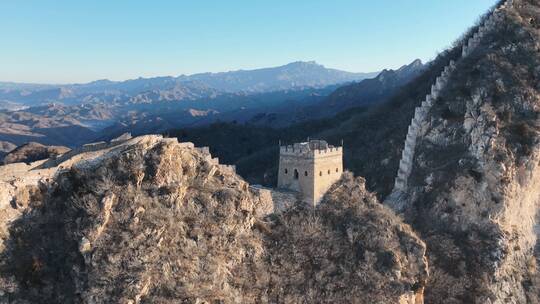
[0,135,426,303]
[390,0,540,302]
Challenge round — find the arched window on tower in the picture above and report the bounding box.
[304,171,308,176]
[328,169,331,175]
[284,168,288,174]
[319,171,322,176]
[294,169,299,179]
[336,168,339,173]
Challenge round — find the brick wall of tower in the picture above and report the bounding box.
[313,150,343,205]
[277,153,315,203]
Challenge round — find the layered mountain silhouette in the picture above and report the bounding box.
[321,59,425,111]
[0,61,377,108]
[246,59,425,126]
[0,62,383,148]
[176,61,377,93]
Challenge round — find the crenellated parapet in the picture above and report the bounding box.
[462,0,512,56]
[0,133,238,185]
[280,145,343,159]
[44,133,134,167]
[392,60,458,192]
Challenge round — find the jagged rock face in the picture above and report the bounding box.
[406,1,540,302]
[0,136,427,303]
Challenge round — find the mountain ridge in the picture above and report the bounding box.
[244,59,425,127]
[0,61,390,148]
[0,61,377,99]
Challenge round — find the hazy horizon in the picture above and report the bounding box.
[2,0,497,83]
[0,60,381,86]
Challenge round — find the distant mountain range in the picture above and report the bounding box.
[0,61,419,148]
[0,61,377,109]
[175,61,378,93]
[245,59,425,126]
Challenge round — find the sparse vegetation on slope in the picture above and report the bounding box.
[0,137,426,303]
[265,172,427,303]
[403,0,540,302]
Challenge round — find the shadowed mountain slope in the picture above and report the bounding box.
[245,59,425,127]
[172,52,463,195]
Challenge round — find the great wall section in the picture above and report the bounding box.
[385,0,514,210]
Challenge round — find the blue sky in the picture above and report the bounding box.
[1,0,497,84]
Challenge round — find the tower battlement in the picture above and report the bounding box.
[279,141,343,158]
[277,139,343,206]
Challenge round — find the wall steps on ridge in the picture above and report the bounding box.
[384,0,513,211]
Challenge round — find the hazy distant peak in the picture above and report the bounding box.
[86,79,114,85]
[396,59,423,72]
[409,58,423,66]
[0,62,380,108]
[172,61,378,93]
[284,60,322,67]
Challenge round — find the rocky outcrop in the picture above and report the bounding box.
[2,142,70,165]
[0,135,427,303]
[0,141,16,154]
[266,173,428,303]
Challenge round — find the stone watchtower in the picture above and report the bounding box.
[278,140,343,206]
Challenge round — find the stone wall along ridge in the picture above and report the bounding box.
[388,0,513,201]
